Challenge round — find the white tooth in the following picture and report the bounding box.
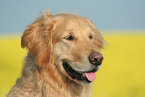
[83,73,85,76]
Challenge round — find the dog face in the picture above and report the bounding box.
[53,14,104,85]
[21,11,104,85]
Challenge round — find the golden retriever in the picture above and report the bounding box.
[8,10,104,97]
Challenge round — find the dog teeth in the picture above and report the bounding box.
[83,73,85,76]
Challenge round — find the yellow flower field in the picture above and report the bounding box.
[0,31,145,97]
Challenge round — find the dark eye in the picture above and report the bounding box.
[89,35,93,39]
[64,35,74,40]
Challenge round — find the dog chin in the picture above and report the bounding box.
[70,77,93,85]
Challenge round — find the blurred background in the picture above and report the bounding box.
[0,0,145,97]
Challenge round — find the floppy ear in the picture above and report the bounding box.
[21,10,54,67]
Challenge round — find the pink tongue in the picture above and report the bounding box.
[85,72,96,81]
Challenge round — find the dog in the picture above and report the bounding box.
[8,10,104,97]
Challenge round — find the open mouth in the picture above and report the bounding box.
[62,61,97,83]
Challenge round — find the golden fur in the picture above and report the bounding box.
[8,10,103,97]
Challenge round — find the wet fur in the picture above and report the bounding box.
[8,10,103,97]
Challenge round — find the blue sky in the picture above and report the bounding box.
[0,0,145,34]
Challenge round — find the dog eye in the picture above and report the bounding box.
[89,35,93,39]
[64,35,74,41]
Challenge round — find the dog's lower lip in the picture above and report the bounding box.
[62,61,97,82]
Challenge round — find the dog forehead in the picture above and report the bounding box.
[53,14,97,39]
[66,16,91,29]
[58,16,92,35]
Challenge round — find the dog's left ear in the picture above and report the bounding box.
[21,10,54,67]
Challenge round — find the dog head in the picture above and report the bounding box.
[21,10,104,85]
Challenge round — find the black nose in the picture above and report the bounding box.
[89,53,103,65]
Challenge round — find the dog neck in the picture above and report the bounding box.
[38,64,90,97]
